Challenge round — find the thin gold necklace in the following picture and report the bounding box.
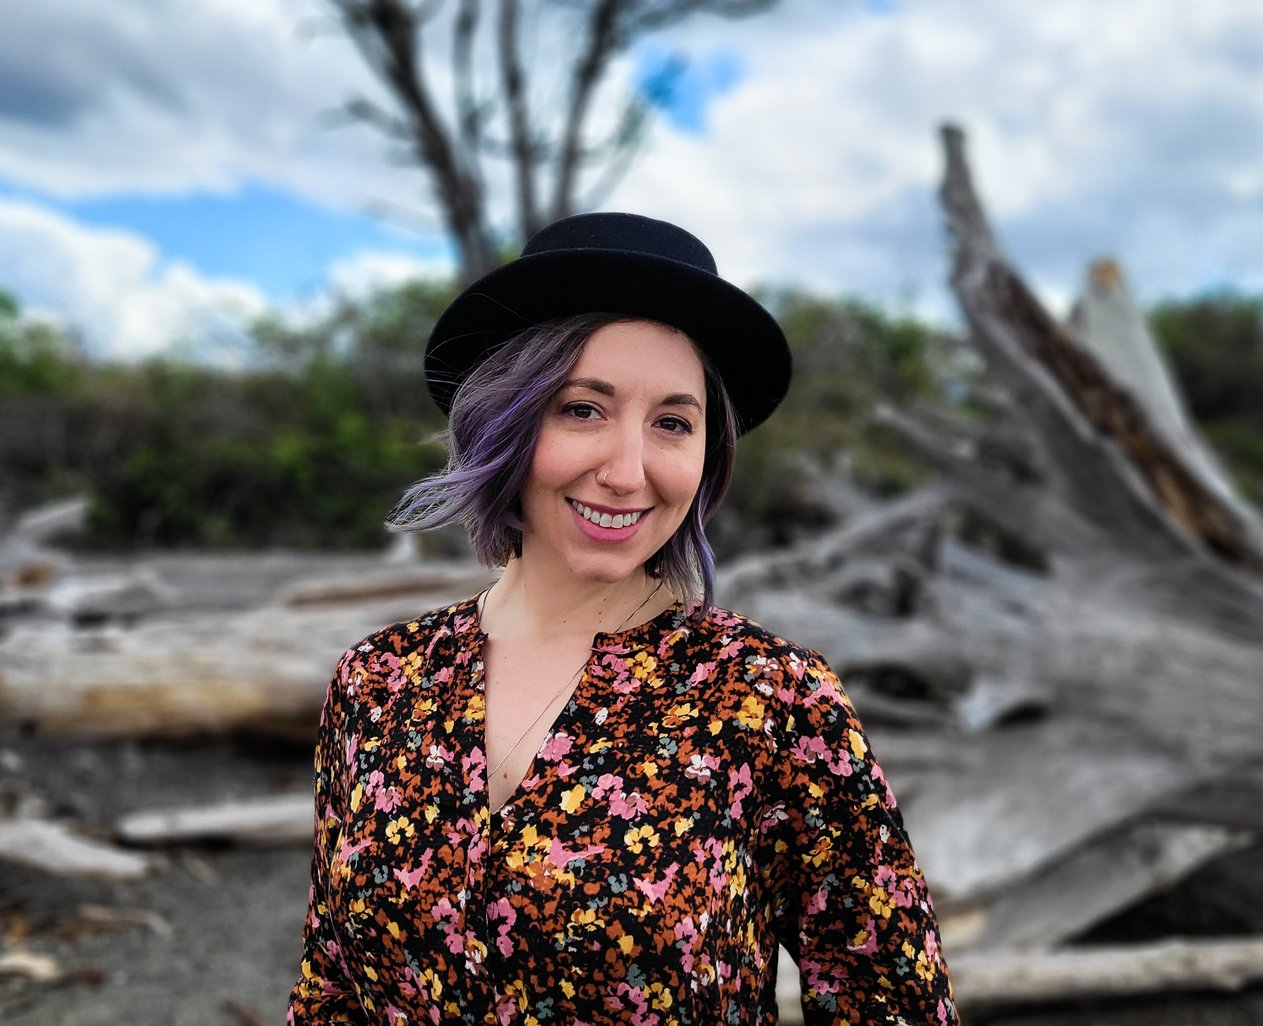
[483,580,664,782]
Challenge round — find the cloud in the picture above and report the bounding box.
[325,250,450,297]
[5,0,1263,343]
[0,197,268,362]
[612,0,1263,313]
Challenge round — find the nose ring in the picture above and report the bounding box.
[599,472,609,486]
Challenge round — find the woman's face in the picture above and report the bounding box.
[519,319,707,587]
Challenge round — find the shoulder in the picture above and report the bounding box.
[671,604,835,684]
[330,595,482,704]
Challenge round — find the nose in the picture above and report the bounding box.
[598,422,646,494]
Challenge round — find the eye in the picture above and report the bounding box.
[657,415,694,435]
[561,401,601,421]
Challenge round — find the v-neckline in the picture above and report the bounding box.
[467,596,689,818]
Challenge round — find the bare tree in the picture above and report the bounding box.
[329,0,780,283]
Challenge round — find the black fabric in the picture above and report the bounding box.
[425,212,792,435]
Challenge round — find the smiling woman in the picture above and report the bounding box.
[285,213,957,1026]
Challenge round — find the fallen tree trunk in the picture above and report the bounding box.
[116,793,313,847]
[0,562,492,739]
[951,936,1263,1010]
[727,126,1263,968]
[0,818,153,880]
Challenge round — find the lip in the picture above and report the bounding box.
[567,498,651,542]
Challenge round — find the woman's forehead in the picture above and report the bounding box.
[571,319,706,392]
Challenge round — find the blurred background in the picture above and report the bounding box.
[2,1,1263,1024]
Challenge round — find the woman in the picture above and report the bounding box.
[287,213,956,1025]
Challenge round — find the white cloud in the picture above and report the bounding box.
[325,249,450,298]
[5,0,1263,338]
[0,198,267,362]
[611,0,1263,311]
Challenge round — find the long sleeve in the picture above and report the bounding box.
[766,651,956,1026]
[286,650,365,1025]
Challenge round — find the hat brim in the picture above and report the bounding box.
[425,249,790,434]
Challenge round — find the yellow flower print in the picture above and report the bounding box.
[848,728,868,759]
[385,816,414,844]
[648,982,673,1011]
[804,835,834,868]
[736,694,765,730]
[631,650,658,680]
[870,887,894,918]
[624,825,661,853]
[560,785,585,813]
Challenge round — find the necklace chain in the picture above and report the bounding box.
[483,580,663,783]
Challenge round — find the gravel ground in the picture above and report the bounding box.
[1,732,312,1026]
[4,731,1263,1026]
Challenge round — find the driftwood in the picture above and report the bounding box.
[0,561,492,739]
[116,793,313,847]
[951,936,1263,1008]
[0,818,153,880]
[723,124,1263,987]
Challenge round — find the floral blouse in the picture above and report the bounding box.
[287,598,956,1026]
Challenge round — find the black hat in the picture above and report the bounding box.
[424,212,791,434]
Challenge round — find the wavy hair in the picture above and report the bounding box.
[388,314,737,612]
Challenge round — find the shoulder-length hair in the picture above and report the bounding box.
[388,313,737,612]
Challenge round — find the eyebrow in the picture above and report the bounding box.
[561,377,704,412]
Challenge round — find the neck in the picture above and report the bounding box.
[481,559,663,641]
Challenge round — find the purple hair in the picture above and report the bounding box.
[388,313,737,612]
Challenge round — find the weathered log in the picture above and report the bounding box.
[951,936,1263,1009]
[116,793,313,847]
[0,817,153,880]
[0,565,490,739]
[947,819,1254,952]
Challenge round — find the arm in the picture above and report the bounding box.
[286,651,365,1025]
[767,652,957,1026]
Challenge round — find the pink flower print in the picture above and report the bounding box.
[425,743,454,770]
[375,651,406,692]
[394,850,432,890]
[374,786,403,813]
[759,802,788,834]
[633,862,679,904]
[874,864,897,890]
[432,664,454,684]
[539,733,574,762]
[592,772,624,799]
[728,762,754,818]
[488,897,517,957]
[790,734,829,764]
[685,753,718,782]
[807,880,830,915]
[610,789,649,820]
[689,661,716,685]
[673,915,698,945]
[547,837,607,870]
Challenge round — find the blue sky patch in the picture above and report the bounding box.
[634,44,745,135]
[1,179,448,299]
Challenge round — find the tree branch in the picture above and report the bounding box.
[497,0,542,239]
[550,0,626,222]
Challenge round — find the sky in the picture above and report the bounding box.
[2,0,1263,361]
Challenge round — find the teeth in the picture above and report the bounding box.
[572,501,641,528]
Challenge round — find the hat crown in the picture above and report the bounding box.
[521,212,718,276]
